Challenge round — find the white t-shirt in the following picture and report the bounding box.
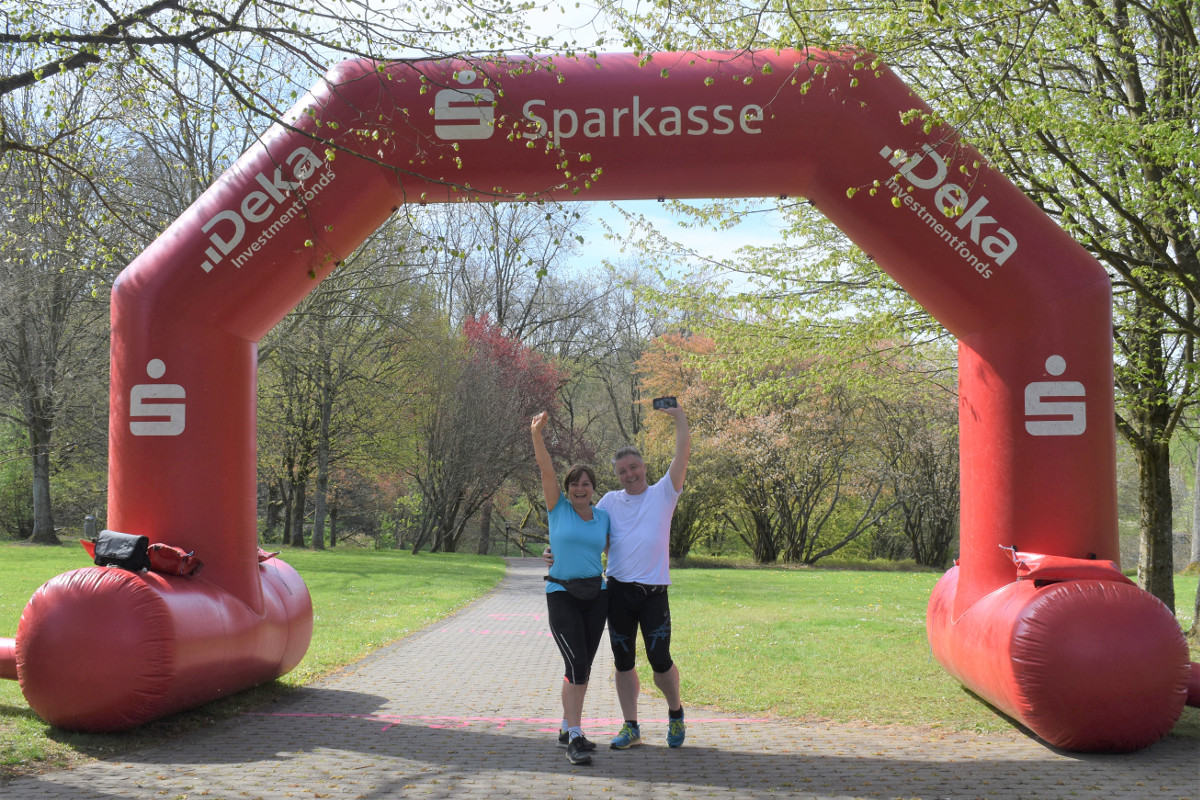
[597,474,681,585]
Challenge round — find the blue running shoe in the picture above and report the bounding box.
[610,722,642,749]
[667,717,686,748]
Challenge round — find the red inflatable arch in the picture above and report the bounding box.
[2,49,1197,748]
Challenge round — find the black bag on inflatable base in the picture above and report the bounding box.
[93,529,151,571]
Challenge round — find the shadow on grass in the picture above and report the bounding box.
[0,703,42,721]
[963,686,1200,745]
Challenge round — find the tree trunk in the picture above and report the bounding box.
[476,499,493,555]
[1192,440,1200,567]
[311,394,331,551]
[282,483,293,543]
[311,323,333,551]
[411,509,434,554]
[329,501,338,549]
[1190,578,1199,639]
[1118,292,1178,613]
[26,411,58,545]
[289,480,307,547]
[1135,437,1175,613]
[265,481,282,541]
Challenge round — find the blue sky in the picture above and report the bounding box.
[564,198,787,282]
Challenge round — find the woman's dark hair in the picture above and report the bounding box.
[563,464,597,495]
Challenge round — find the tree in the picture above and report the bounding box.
[258,340,319,547]
[255,220,433,548]
[412,202,592,339]
[869,378,960,569]
[300,222,427,549]
[607,0,1199,608]
[0,86,119,544]
[713,398,893,565]
[0,0,603,184]
[639,326,895,565]
[407,316,568,553]
[591,263,675,446]
[0,420,34,539]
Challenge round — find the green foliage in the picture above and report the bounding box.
[38,462,107,537]
[633,321,956,567]
[0,422,32,541]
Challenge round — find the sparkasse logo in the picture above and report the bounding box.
[519,97,764,141]
[433,70,496,141]
[429,70,766,144]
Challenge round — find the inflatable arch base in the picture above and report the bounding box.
[8,559,311,732]
[927,563,1193,752]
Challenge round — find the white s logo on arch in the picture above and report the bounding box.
[1024,355,1086,437]
[434,70,495,140]
[130,359,186,437]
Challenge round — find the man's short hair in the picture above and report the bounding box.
[611,445,642,470]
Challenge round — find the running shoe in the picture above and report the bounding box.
[566,735,594,765]
[667,717,686,748]
[558,730,596,750]
[610,722,642,749]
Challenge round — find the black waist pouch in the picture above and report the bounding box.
[93,529,151,571]
[545,574,603,600]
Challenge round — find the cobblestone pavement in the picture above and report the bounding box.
[3,557,1197,799]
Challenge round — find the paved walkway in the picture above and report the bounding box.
[3,557,1198,799]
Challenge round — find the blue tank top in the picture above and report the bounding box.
[546,493,609,593]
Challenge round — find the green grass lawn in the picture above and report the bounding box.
[668,567,1199,735]
[0,543,506,775]
[0,543,1197,777]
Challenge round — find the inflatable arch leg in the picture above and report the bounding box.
[1,49,1194,748]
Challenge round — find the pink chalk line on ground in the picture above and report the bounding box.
[249,711,770,734]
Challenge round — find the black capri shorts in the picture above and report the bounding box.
[606,577,674,674]
[547,588,609,685]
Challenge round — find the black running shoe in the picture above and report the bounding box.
[566,735,593,765]
[558,730,596,750]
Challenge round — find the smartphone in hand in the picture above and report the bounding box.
[652,396,677,410]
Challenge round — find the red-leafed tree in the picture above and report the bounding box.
[408,315,586,553]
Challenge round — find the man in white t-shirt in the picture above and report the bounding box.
[547,400,691,749]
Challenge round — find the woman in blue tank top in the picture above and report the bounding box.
[531,411,609,765]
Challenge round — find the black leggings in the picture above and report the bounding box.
[606,578,674,674]
[547,589,609,685]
